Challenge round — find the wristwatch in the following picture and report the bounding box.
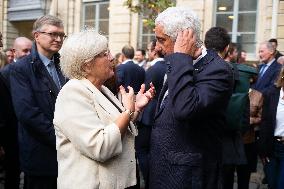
[125,109,134,119]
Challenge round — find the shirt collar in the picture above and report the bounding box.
[38,52,53,67]
[121,59,132,65]
[150,58,164,66]
[138,60,146,67]
[193,46,207,65]
[265,58,275,67]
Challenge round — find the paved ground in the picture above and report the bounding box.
[0,161,269,189]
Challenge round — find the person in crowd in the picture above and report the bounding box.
[134,49,148,70]
[10,15,67,189]
[0,52,8,69]
[207,30,247,189]
[114,52,123,66]
[54,30,155,189]
[12,37,32,62]
[4,48,14,64]
[224,41,258,189]
[116,45,145,94]
[238,50,247,64]
[258,67,284,189]
[149,7,234,189]
[136,39,167,189]
[277,56,284,65]
[104,52,123,95]
[252,41,282,94]
[224,42,238,63]
[269,38,283,60]
[0,35,33,189]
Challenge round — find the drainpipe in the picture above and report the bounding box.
[271,0,279,38]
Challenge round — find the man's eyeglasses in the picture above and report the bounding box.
[38,31,67,40]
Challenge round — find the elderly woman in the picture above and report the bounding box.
[53,30,154,189]
[258,67,284,189]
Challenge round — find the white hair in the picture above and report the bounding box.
[60,30,108,79]
[155,7,202,47]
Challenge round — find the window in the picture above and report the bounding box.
[138,14,155,50]
[137,1,176,50]
[214,0,258,55]
[82,1,109,36]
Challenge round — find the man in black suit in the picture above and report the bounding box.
[268,38,283,61]
[0,33,31,189]
[136,39,167,189]
[252,41,282,94]
[1,31,21,189]
[149,7,234,189]
[116,45,145,94]
[10,15,67,189]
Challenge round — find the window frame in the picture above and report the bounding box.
[214,0,258,58]
[82,0,110,36]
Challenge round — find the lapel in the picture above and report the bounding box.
[54,53,68,87]
[80,79,138,136]
[31,43,65,96]
[34,57,60,96]
[155,79,168,119]
[256,61,277,87]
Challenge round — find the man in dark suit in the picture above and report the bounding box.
[252,41,282,94]
[0,34,33,189]
[116,45,145,94]
[268,38,283,61]
[149,7,234,189]
[136,39,167,189]
[10,15,67,189]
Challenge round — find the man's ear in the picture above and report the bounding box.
[224,45,230,55]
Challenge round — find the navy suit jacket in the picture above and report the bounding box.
[116,60,145,93]
[9,44,67,176]
[252,60,281,93]
[150,50,234,189]
[140,60,167,126]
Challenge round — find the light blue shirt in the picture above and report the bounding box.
[259,58,275,76]
[38,53,61,89]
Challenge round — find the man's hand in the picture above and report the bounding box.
[174,29,202,59]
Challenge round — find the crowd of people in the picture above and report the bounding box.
[0,6,283,189]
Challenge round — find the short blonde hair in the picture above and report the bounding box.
[60,30,108,79]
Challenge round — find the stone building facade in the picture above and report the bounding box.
[0,0,283,61]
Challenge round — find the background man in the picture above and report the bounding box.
[134,49,148,70]
[10,15,67,189]
[116,45,145,94]
[4,48,14,64]
[268,38,283,60]
[12,37,32,62]
[252,41,282,94]
[149,7,234,189]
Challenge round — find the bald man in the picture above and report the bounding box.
[13,37,32,62]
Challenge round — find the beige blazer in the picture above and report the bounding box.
[53,78,138,189]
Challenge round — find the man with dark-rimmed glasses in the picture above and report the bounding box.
[10,15,67,189]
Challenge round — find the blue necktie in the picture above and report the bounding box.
[48,61,61,89]
[259,64,267,77]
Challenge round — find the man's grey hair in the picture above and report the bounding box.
[33,15,63,32]
[155,7,202,47]
[60,29,108,79]
[260,41,276,52]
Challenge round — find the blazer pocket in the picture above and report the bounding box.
[166,151,202,166]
